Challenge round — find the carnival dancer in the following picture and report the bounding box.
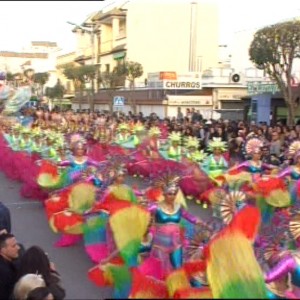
[1,123,23,180]
[166,131,183,162]
[201,137,228,183]
[179,136,212,201]
[37,139,102,191]
[139,175,207,280]
[264,212,300,299]
[89,116,111,161]
[278,140,300,205]
[20,128,50,201]
[225,136,289,223]
[114,122,133,148]
[228,136,277,182]
[128,126,163,178]
[100,163,137,205]
[146,126,162,159]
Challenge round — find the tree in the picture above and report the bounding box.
[23,68,35,83]
[63,65,97,111]
[6,72,14,82]
[33,72,49,96]
[115,61,143,114]
[45,79,65,110]
[99,70,123,113]
[249,19,300,126]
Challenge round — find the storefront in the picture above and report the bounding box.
[214,87,247,120]
[243,83,300,124]
[166,95,215,118]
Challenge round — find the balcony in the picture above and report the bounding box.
[101,40,113,53]
[116,28,127,40]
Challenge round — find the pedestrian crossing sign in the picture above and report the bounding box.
[113,96,125,106]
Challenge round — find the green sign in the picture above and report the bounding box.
[247,81,279,96]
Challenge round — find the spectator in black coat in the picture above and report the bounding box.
[0,233,21,299]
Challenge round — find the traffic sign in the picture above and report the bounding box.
[113,96,125,106]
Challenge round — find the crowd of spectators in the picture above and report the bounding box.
[19,105,300,168]
[0,201,65,300]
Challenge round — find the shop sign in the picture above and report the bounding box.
[168,96,212,106]
[247,81,279,96]
[164,80,202,90]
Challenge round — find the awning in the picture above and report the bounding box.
[63,94,75,99]
[113,51,126,60]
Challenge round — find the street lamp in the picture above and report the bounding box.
[67,20,100,111]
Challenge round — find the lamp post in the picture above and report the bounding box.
[67,21,100,111]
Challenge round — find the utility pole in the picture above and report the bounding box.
[67,21,100,112]
[189,1,198,72]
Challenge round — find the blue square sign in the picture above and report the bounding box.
[113,96,125,106]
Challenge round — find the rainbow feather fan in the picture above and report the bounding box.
[129,268,168,299]
[166,268,191,298]
[106,184,138,203]
[83,212,109,263]
[254,177,291,223]
[37,161,70,190]
[204,206,267,299]
[88,259,123,287]
[68,182,97,214]
[49,211,83,235]
[107,265,133,299]
[37,161,59,188]
[109,205,151,267]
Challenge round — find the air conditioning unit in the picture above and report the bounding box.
[229,72,245,84]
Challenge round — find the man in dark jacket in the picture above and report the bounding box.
[0,233,20,299]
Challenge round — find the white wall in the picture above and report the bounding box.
[126,0,219,85]
[136,104,165,118]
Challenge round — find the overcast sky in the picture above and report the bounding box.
[0,0,299,54]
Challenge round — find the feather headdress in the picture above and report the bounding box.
[149,126,161,137]
[69,133,86,149]
[152,168,186,207]
[168,131,181,143]
[207,137,227,152]
[244,136,263,156]
[117,122,130,132]
[185,136,199,149]
[153,169,182,190]
[132,122,145,133]
[190,150,208,163]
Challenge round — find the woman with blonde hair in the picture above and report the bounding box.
[13,273,45,300]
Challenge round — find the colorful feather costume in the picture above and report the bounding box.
[196,206,268,299]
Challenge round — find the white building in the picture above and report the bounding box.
[0,41,62,91]
[73,0,220,87]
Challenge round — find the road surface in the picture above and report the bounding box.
[0,172,211,299]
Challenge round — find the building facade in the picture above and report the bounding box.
[79,0,220,88]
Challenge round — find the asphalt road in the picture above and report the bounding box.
[0,172,211,299]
